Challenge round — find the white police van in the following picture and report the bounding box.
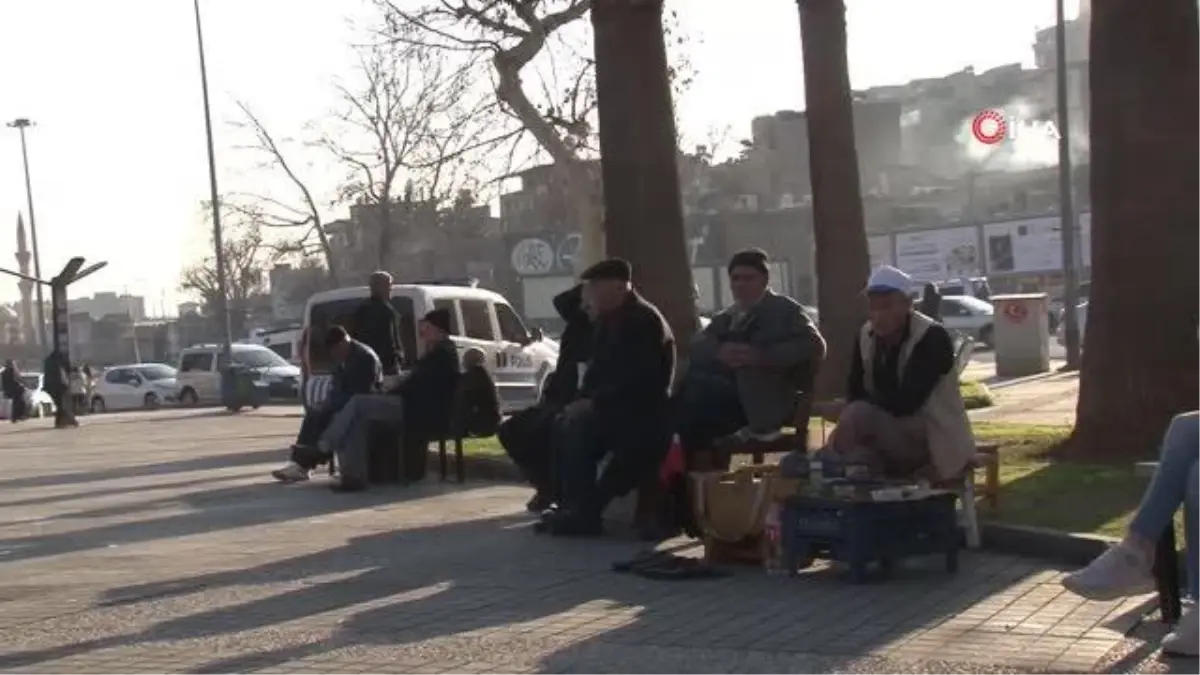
[301,281,558,414]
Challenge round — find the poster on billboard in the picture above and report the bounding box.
[983,214,1092,275]
[894,227,982,282]
[868,235,893,268]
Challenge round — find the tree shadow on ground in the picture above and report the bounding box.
[0,476,471,564]
[992,459,1146,535]
[0,448,284,491]
[0,504,1052,674]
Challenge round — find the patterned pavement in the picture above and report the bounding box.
[0,409,1157,673]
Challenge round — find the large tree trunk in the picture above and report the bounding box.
[591,0,697,354]
[797,0,871,398]
[1068,0,1198,458]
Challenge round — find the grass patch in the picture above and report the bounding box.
[960,380,994,410]
[460,419,1157,538]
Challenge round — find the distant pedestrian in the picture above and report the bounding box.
[919,282,942,321]
[2,360,28,422]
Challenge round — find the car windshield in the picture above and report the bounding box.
[951,295,994,315]
[234,347,291,369]
[19,375,39,390]
[136,364,176,381]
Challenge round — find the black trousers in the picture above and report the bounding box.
[7,394,26,422]
[674,379,747,456]
[560,406,671,519]
[499,405,562,499]
[295,408,335,447]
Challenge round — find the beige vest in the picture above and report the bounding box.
[858,312,975,479]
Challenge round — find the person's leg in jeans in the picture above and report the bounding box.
[1064,411,1199,599]
[272,398,364,483]
[332,395,405,491]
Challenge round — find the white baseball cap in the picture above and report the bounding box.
[864,265,913,295]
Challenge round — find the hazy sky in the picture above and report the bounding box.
[0,0,1073,309]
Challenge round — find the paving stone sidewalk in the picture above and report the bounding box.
[0,410,1162,673]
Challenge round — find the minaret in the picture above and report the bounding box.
[15,214,35,345]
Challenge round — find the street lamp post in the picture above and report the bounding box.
[6,118,47,349]
[192,0,233,362]
[1055,0,1083,369]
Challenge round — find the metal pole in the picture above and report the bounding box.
[7,120,47,349]
[193,0,233,361]
[1055,0,1082,369]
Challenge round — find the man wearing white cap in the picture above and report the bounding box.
[821,265,974,481]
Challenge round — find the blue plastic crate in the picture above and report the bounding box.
[780,490,959,582]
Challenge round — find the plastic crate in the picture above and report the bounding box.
[780,491,959,582]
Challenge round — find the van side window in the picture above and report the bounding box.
[494,303,528,344]
[180,352,213,373]
[460,299,495,341]
[432,299,461,336]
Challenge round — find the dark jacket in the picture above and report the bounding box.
[847,318,955,417]
[581,291,675,416]
[919,285,942,322]
[392,337,460,432]
[42,352,68,398]
[353,296,404,375]
[1,367,23,399]
[541,284,594,408]
[328,339,382,412]
[460,365,501,437]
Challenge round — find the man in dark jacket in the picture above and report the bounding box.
[272,326,381,483]
[315,308,460,492]
[43,350,74,428]
[353,271,404,375]
[499,284,594,512]
[543,258,676,536]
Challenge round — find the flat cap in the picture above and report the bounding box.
[580,257,633,282]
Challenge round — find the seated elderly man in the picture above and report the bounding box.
[275,326,381,480]
[819,265,974,481]
[676,249,826,465]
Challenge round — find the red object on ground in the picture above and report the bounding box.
[660,436,685,485]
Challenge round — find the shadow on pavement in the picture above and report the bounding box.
[0,448,284,491]
[0,503,1051,674]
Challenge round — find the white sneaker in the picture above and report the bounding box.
[750,429,783,442]
[1163,603,1199,656]
[1062,541,1154,600]
[270,461,310,483]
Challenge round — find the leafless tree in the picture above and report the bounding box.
[323,39,508,273]
[228,103,340,283]
[376,0,692,271]
[180,204,271,338]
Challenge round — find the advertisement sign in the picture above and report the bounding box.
[983,213,1092,275]
[894,227,981,282]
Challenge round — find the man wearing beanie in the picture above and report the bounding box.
[678,248,826,463]
[544,257,675,536]
[276,308,460,492]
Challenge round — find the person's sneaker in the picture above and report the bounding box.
[1163,603,1199,656]
[270,462,311,483]
[1061,541,1154,600]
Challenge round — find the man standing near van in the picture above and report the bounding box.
[354,271,404,376]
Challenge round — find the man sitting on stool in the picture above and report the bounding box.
[312,308,460,492]
[273,325,381,482]
[542,258,676,537]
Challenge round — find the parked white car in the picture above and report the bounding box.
[176,343,301,405]
[939,295,996,348]
[91,363,178,412]
[0,371,56,420]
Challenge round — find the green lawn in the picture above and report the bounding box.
[460,419,1153,538]
[960,380,994,410]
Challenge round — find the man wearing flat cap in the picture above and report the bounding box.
[819,265,973,482]
[677,248,826,463]
[543,257,676,536]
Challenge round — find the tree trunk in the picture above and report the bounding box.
[1068,0,1198,459]
[797,0,871,398]
[591,0,697,355]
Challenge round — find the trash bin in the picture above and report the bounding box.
[221,365,269,412]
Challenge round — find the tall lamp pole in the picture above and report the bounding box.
[192,0,233,360]
[6,118,47,349]
[1055,0,1083,369]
